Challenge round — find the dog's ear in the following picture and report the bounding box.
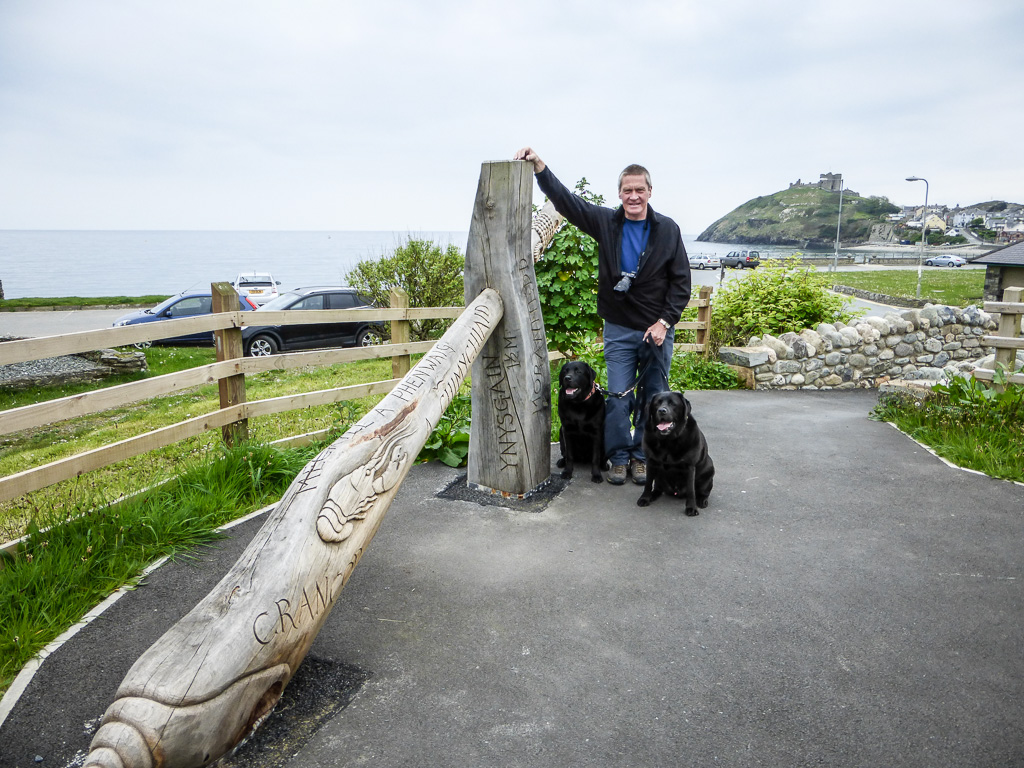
[585,362,596,379]
[558,364,567,384]
[678,392,691,422]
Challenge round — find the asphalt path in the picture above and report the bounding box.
[1,390,1022,768]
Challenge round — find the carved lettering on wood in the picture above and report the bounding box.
[84,290,503,768]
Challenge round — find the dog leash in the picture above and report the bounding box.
[596,338,667,400]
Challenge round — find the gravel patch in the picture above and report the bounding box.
[0,336,146,390]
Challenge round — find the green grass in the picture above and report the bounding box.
[833,268,986,307]
[0,441,319,694]
[872,375,1024,483]
[0,347,391,541]
[0,346,217,411]
[0,295,168,309]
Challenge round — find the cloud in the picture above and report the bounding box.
[1,0,1022,231]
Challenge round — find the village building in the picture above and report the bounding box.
[972,240,1024,301]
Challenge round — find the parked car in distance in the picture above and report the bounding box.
[113,290,258,347]
[233,272,281,305]
[720,250,761,269]
[242,286,384,356]
[924,255,967,267]
[688,254,721,270]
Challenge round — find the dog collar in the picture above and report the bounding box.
[582,381,598,401]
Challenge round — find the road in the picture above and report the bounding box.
[0,308,129,338]
[1,262,986,339]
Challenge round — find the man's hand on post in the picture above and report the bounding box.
[513,147,545,173]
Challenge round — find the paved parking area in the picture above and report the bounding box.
[1,389,1022,768]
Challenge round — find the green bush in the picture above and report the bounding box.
[712,258,855,346]
[346,238,465,341]
[534,179,604,355]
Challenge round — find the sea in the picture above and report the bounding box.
[0,229,872,299]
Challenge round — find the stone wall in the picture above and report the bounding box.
[718,304,997,390]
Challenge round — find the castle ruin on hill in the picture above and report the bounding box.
[790,173,850,194]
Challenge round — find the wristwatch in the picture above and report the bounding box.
[658,319,671,330]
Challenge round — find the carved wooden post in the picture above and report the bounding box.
[390,286,411,379]
[83,289,503,768]
[212,282,248,446]
[696,285,713,357]
[464,160,551,497]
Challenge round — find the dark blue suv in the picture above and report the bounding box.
[113,290,257,347]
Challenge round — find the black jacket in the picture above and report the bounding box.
[536,165,691,332]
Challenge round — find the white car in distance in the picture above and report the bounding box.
[688,254,721,270]
[233,272,281,305]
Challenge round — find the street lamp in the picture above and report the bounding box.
[906,176,929,299]
[832,175,844,273]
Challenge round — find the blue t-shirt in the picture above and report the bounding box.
[621,218,649,275]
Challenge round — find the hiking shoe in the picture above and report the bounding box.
[607,464,628,485]
[629,459,647,485]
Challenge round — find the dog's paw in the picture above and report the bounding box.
[637,496,651,507]
[697,496,710,509]
[590,473,603,483]
[560,468,573,480]
[684,508,700,517]
[556,457,566,468]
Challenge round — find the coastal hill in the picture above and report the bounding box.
[698,184,899,247]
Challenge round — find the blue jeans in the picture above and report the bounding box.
[603,321,674,466]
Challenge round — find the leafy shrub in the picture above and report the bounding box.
[669,353,742,391]
[346,238,465,341]
[712,258,855,346]
[417,391,471,467]
[534,179,604,355]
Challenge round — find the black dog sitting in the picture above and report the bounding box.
[556,361,606,483]
[637,391,714,515]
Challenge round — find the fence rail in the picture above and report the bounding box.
[975,286,1024,386]
[1,285,713,503]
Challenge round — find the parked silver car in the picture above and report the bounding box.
[924,255,967,267]
[688,254,721,270]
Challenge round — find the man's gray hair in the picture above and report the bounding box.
[618,164,652,191]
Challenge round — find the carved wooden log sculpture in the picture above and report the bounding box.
[83,289,503,768]
[531,200,564,262]
[464,160,551,497]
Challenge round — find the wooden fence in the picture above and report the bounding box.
[0,160,721,768]
[974,285,1024,387]
[0,282,713,506]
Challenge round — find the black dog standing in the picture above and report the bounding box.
[637,391,714,515]
[556,361,606,483]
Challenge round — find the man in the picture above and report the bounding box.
[514,147,691,486]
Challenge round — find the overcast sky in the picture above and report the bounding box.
[1,0,1021,234]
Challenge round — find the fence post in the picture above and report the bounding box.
[993,286,1023,391]
[696,285,713,357]
[464,160,551,497]
[390,286,411,378]
[212,282,248,446]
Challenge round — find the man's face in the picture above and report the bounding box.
[619,174,651,221]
